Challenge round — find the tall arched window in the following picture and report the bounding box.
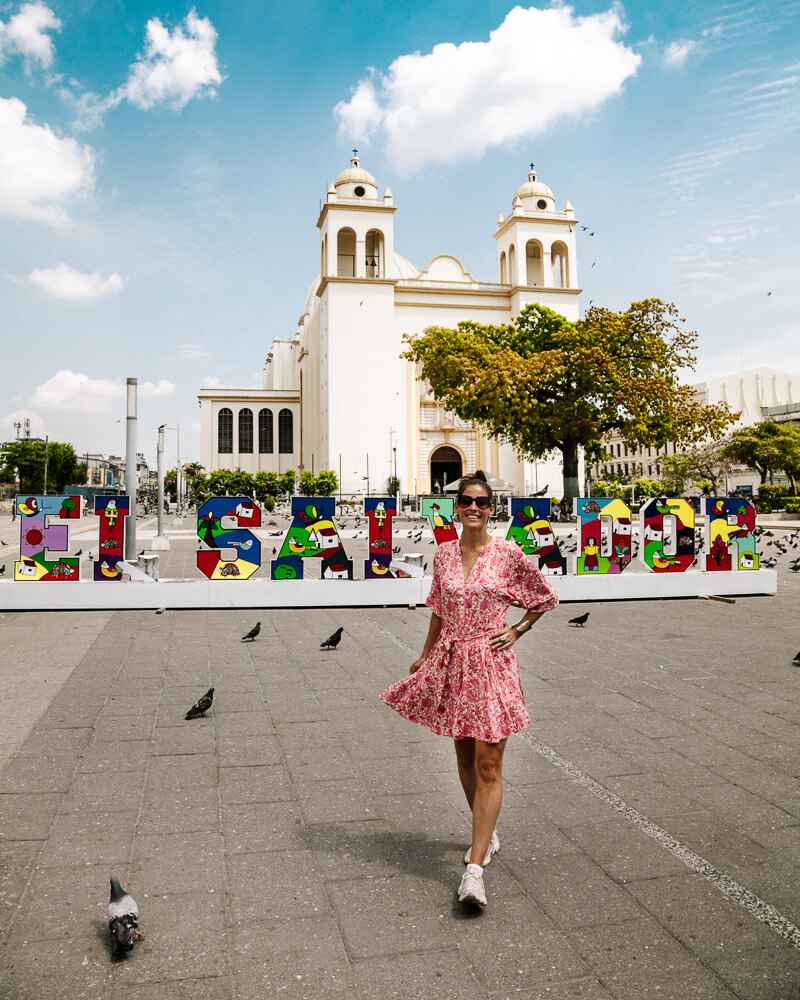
[499,250,507,283]
[508,244,516,285]
[218,408,233,453]
[238,408,253,453]
[278,408,293,454]
[526,240,543,286]
[365,229,384,277]
[551,241,569,288]
[337,228,356,277]
[258,408,273,453]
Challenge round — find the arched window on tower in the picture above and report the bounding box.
[337,228,356,277]
[278,408,293,454]
[238,408,253,453]
[365,229,383,278]
[218,408,233,453]
[508,244,516,286]
[258,408,273,454]
[321,235,328,277]
[551,241,569,288]
[499,250,507,283]
[526,240,543,286]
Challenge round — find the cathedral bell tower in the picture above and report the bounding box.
[493,165,581,321]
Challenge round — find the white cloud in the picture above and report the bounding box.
[0,97,95,225]
[200,376,222,388]
[662,39,699,69]
[0,2,61,69]
[76,9,223,128]
[140,380,175,397]
[333,4,641,174]
[28,263,126,301]
[30,371,174,412]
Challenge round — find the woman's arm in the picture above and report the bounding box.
[410,613,442,673]
[489,609,545,651]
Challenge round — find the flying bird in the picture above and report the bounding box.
[108,874,143,953]
[242,622,261,641]
[185,687,214,719]
[568,612,590,627]
[321,626,344,650]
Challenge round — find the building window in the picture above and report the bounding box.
[258,408,273,453]
[218,408,233,453]
[238,408,253,453]
[278,408,293,453]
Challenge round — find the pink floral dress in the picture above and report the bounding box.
[380,537,558,742]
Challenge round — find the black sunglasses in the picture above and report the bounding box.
[456,494,492,509]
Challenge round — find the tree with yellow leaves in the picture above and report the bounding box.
[402,300,737,501]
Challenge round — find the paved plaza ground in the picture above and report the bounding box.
[0,510,799,999]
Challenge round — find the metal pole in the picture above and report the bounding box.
[366,453,369,498]
[176,422,181,513]
[43,436,49,494]
[339,453,342,503]
[157,424,165,541]
[125,378,137,560]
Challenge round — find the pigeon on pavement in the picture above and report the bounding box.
[242,622,261,641]
[321,626,344,650]
[185,688,214,719]
[793,651,800,667]
[568,612,590,627]
[108,874,143,953]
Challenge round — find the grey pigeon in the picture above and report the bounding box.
[185,687,214,719]
[793,651,800,667]
[108,874,143,953]
[242,621,261,641]
[321,626,344,650]
[568,612,590,627]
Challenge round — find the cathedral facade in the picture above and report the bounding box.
[198,156,581,496]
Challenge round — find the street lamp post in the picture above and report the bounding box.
[124,378,137,561]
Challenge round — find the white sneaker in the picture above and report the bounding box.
[458,866,487,906]
[464,829,500,866]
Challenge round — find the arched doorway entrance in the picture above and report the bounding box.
[430,445,463,494]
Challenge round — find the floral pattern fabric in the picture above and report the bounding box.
[380,537,558,742]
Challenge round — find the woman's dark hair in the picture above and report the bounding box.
[457,469,493,504]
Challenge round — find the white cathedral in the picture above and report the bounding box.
[198,155,581,496]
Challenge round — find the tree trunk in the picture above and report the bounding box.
[561,440,580,503]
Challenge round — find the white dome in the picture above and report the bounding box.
[334,154,378,198]
[392,251,419,279]
[514,167,555,211]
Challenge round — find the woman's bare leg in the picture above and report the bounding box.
[469,738,506,865]
[454,737,477,809]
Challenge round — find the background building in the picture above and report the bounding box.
[199,157,580,496]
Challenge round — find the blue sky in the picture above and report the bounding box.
[1,0,798,469]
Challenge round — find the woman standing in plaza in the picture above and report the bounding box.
[380,471,558,906]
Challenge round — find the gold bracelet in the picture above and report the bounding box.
[513,619,533,636]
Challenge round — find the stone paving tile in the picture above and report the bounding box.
[150,725,215,756]
[59,770,146,814]
[0,934,112,1000]
[215,733,284,767]
[231,914,356,1000]
[456,893,590,993]
[109,976,234,1000]
[352,948,484,1000]
[0,841,41,935]
[227,849,330,923]
[486,979,615,1000]
[146,753,217,790]
[569,917,740,998]
[373,791,471,843]
[328,872,457,959]
[0,791,62,840]
[295,777,381,825]
[79,739,151,774]
[505,854,646,930]
[700,941,800,1000]
[559,818,694,882]
[218,763,294,804]
[222,801,306,854]
[137,786,220,835]
[0,756,78,795]
[38,809,137,868]
[132,830,224,896]
[14,727,93,759]
[283,745,354,783]
[105,891,229,986]
[301,818,399,881]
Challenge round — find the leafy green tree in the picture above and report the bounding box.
[298,471,317,495]
[165,468,178,500]
[314,470,339,496]
[403,300,736,501]
[0,439,83,493]
[661,440,733,495]
[386,475,400,496]
[722,422,800,490]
